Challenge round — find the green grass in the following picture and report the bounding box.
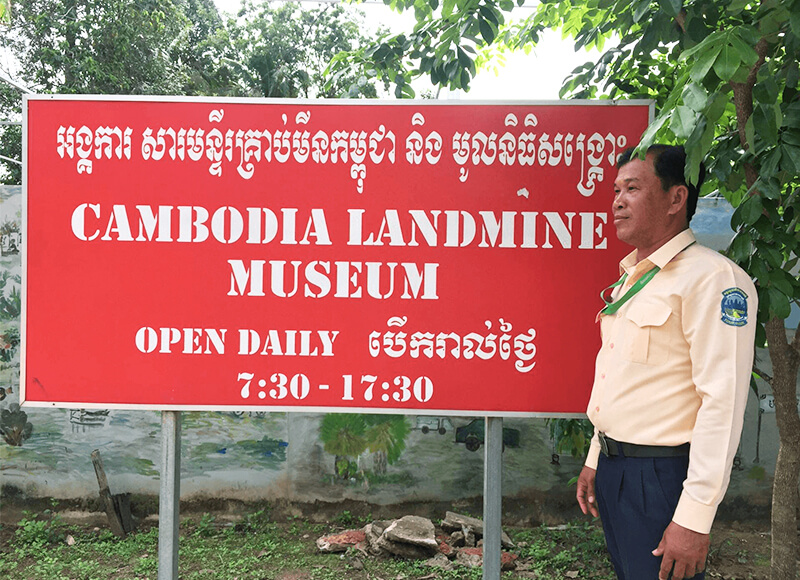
[0,510,616,580]
[514,521,614,578]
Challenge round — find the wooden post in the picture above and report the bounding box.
[91,449,129,538]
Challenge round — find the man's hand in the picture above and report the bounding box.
[653,521,709,579]
[576,465,598,517]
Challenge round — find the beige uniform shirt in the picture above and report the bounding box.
[585,228,757,534]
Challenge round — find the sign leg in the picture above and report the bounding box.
[158,411,181,580]
[483,416,503,580]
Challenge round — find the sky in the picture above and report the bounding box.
[213,0,597,101]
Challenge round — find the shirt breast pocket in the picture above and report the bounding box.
[622,300,673,365]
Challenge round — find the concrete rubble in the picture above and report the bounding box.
[316,511,518,571]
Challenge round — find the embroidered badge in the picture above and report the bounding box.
[721,288,748,327]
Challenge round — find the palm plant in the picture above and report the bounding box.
[319,413,367,479]
[364,415,409,475]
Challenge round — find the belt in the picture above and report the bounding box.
[598,432,690,458]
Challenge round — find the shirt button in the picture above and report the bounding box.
[595,406,600,412]
[609,343,615,349]
[601,373,606,380]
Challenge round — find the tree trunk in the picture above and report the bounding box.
[373,451,387,475]
[730,37,800,579]
[765,318,800,580]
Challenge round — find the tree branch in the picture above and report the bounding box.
[754,366,774,384]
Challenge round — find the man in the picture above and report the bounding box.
[576,145,757,580]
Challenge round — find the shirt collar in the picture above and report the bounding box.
[619,229,697,277]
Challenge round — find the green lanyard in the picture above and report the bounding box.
[599,241,695,316]
[599,266,660,315]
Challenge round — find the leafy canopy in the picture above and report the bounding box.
[332,0,800,340]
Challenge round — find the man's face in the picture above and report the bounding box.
[612,155,674,253]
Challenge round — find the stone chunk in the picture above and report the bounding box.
[363,521,393,555]
[384,515,439,552]
[374,534,437,559]
[448,529,466,548]
[315,529,366,553]
[455,547,519,571]
[455,548,483,568]
[442,511,515,548]
[424,553,454,570]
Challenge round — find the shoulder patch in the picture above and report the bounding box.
[721,287,749,327]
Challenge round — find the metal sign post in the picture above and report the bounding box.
[158,411,181,580]
[483,416,503,580]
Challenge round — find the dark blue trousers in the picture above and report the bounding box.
[595,452,705,580]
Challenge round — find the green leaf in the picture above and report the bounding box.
[478,5,499,26]
[633,0,650,23]
[749,254,769,283]
[782,130,800,147]
[753,104,779,146]
[688,43,723,82]
[442,0,456,18]
[705,93,729,123]
[460,68,471,89]
[769,269,795,298]
[713,42,741,82]
[639,115,669,150]
[754,215,775,241]
[685,119,708,184]
[753,77,779,105]
[657,0,682,17]
[457,46,471,69]
[729,231,753,262]
[729,31,760,68]
[725,168,744,193]
[792,9,800,38]
[740,195,764,226]
[478,17,496,44]
[759,7,786,37]
[768,286,792,319]
[774,103,784,132]
[785,101,800,128]
[780,144,800,173]
[726,0,749,15]
[687,14,711,43]
[670,106,697,140]
[700,120,715,158]
[682,83,708,111]
[760,244,784,269]
[760,148,782,179]
[755,318,766,347]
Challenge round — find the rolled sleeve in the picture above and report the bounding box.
[585,430,601,470]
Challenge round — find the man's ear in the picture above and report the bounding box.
[667,184,689,217]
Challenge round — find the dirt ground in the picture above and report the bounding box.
[703,522,772,579]
[0,494,783,579]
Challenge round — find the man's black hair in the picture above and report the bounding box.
[617,145,706,223]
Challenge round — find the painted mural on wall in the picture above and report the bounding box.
[0,185,24,451]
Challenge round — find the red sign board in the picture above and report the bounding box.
[22,97,650,415]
